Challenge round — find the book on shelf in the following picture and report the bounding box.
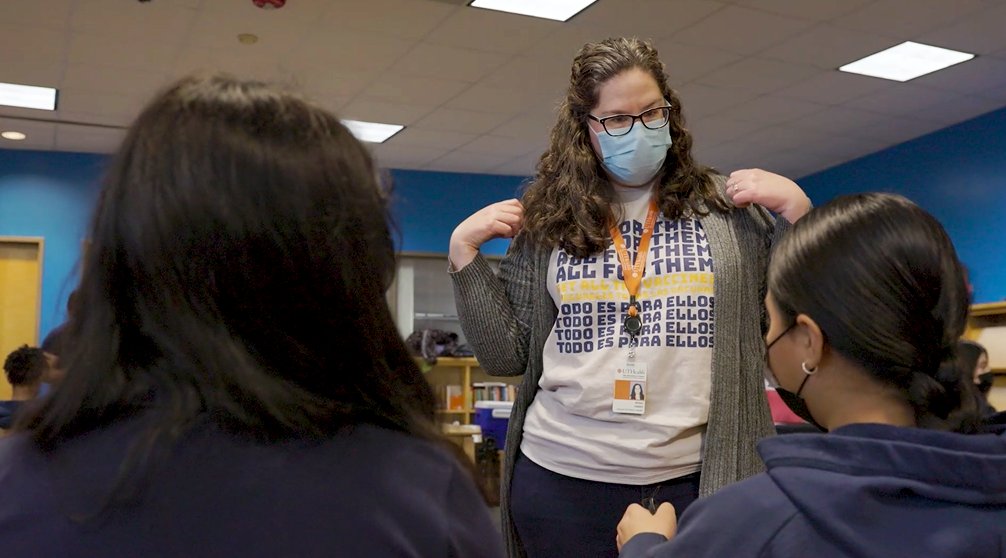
[445,384,465,410]
[471,382,517,402]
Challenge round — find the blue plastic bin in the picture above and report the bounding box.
[473,400,512,449]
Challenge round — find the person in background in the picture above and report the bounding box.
[450,36,811,557]
[39,290,79,387]
[616,193,1006,558]
[960,340,996,416]
[0,74,502,558]
[0,346,48,429]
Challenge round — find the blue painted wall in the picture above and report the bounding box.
[799,106,1006,303]
[0,149,527,340]
[0,149,105,340]
[388,169,526,256]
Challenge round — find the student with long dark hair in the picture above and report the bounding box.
[0,75,501,557]
[616,193,1006,558]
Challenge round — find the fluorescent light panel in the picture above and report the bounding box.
[469,0,598,22]
[342,119,404,143]
[839,41,975,82]
[0,81,57,110]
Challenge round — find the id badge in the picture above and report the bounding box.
[613,361,647,415]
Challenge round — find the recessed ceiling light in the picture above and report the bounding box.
[1,131,27,141]
[237,33,259,45]
[839,41,975,82]
[469,0,598,22]
[342,119,404,143]
[0,81,58,110]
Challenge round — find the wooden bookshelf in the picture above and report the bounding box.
[420,357,519,425]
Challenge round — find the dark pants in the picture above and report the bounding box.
[510,452,700,558]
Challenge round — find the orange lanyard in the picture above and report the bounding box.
[608,199,659,318]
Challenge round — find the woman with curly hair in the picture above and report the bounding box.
[450,37,811,557]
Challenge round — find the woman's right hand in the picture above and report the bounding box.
[449,199,524,270]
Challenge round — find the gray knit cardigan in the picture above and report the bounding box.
[451,180,788,557]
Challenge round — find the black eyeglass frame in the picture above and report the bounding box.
[587,105,674,137]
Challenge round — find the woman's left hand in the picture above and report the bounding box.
[726,168,811,223]
[616,503,677,551]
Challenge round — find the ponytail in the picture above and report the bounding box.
[906,345,980,432]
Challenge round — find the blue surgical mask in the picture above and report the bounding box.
[594,124,673,186]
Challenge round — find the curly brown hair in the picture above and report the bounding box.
[521,37,729,258]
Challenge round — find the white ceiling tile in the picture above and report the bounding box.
[776,72,894,105]
[481,55,570,94]
[488,115,554,140]
[0,118,57,150]
[371,143,450,170]
[842,85,960,118]
[909,57,1006,100]
[61,65,171,102]
[728,0,872,21]
[0,59,64,91]
[695,58,822,95]
[572,0,725,42]
[412,108,514,134]
[385,128,480,151]
[456,135,541,158]
[788,106,901,137]
[919,3,1006,55]
[833,0,990,39]
[715,95,828,124]
[68,32,180,70]
[390,44,513,83]
[288,29,417,75]
[282,67,376,101]
[321,0,457,40]
[675,84,755,119]
[0,23,68,71]
[55,90,143,123]
[361,75,471,106]
[490,153,538,177]
[71,0,197,46]
[760,24,900,70]
[918,95,1006,127]
[650,42,742,85]
[849,115,952,145]
[54,123,126,154]
[742,125,820,152]
[444,83,557,115]
[339,99,435,126]
[0,0,73,29]
[689,116,767,145]
[425,7,559,55]
[669,6,815,54]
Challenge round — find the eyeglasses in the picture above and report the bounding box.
[587,105,673,137]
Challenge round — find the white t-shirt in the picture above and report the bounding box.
[520,184,715,484]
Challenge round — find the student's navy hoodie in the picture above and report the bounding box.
[0,416,503,557]
[621,423,1006,558]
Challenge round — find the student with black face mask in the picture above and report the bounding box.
[615,193,1006,558]
[960,340,997,417]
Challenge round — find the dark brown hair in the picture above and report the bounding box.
[521,37,728,258]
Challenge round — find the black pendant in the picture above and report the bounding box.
[624,314,642,336]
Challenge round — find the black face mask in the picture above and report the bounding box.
[765,324,826,432]
[977,372,994,396]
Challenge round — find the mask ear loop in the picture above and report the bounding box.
[795,362,817,397]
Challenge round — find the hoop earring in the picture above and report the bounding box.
[801,362,818,375]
